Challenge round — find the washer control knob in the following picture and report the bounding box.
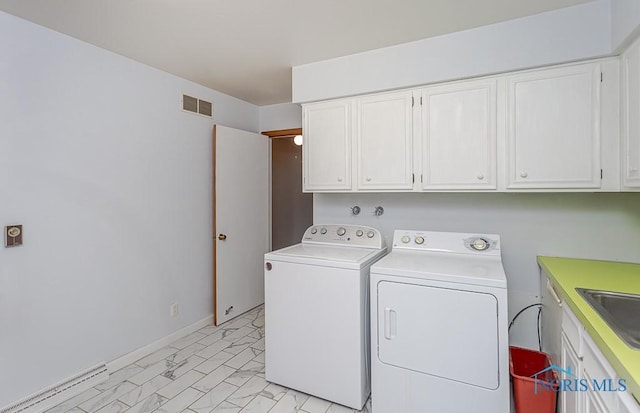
[310,227,317,234]
[401,236,411,244]
[366,231,375,238]
[320,228,327,234]
[415,236,425,245]
[471,238,489,251]
[356,230,364,237]
[337,227,346,236]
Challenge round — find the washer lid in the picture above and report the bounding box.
[265,243,387,269]
[371,250,507,288]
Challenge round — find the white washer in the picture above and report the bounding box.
[264,224,387,410]
[370,230,509,413]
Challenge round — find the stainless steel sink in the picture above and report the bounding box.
[576,288,640,350]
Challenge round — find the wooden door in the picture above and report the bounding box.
[214,125,269,325]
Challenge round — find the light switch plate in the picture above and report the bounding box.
[5,225,23,247]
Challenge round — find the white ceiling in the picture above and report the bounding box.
[0,0,596,106]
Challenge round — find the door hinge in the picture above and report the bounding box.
[421,174,423,183]
[420,96,423,105]
[600,72,603,82]
[412,173,415,183]
[412,96,415,107]
[601,169,603,179]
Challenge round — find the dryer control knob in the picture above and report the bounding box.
[320,228,327,234]
[366,231,375,238]
[401,236,411,244]
[310,227,317,234]
[471,238,489,251]
[356,230,364,237]
[337,227,346,236]
[415,236,425,245]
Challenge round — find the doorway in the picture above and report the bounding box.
[264,129,313,250]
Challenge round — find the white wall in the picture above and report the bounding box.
[0,11,259,406]
[612,0,640,51]
[313,193,640,348]
[259,103,302,132]
[292,0,611,103]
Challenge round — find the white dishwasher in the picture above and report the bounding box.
[264,224,387,410]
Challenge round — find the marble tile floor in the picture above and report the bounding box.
[45,305,371,413]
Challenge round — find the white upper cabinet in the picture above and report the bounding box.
[301,58,621,193]
[302,99,352,191]
[505,62,602,189]
[421,79,497,189]
[355,91,414,190]
[622,38,640,189]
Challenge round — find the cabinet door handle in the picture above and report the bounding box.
[546,279,562,307]
[520,171,528,178]
[337,177,343,182]
[477,173,484,180]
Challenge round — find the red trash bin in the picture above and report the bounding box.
[509,346,559,413]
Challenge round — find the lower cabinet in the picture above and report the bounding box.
[558,305,639,413]
[560,333,582,413]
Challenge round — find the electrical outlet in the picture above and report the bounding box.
[170,303,179,317]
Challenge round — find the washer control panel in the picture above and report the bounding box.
[303,225,385,248]
[392,230,500,255]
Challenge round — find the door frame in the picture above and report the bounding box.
[213,125,218,325]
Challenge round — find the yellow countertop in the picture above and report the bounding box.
[537,256,640,401]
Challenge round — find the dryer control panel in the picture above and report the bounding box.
[302,225,385,249]
[392,230,500,255]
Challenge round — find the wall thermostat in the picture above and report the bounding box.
[5,225,23,247]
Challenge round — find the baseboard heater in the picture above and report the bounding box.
[0,363,108,413]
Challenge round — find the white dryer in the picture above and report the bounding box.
[264,224,387,410]
[370,230,509,413]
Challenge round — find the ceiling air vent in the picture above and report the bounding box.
[182,94,213,118]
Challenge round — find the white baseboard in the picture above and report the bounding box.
[108,314,214,372]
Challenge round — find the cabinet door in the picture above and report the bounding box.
[421,79,497,189]
[622,39,640,188]
[355,91,413,190]
[583,368,608,413]
[302,100,352,191]
[506,63,601,189]
[561,333,582,413]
